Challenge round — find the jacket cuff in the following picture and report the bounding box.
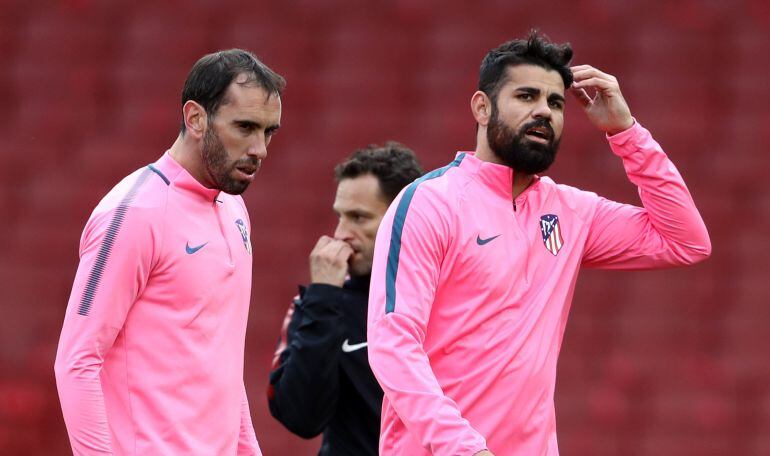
[607,119,651,157]
[299,283,346,316]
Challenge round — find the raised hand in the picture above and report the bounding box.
[570,64,634,136]
[309,235,354,287]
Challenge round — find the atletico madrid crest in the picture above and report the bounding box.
[235,219,252,255]
[539,214,564,256]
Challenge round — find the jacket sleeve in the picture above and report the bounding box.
[367,187,488,456]
[53,202,159,454]
[267,284,346,438]
[238,383,262,455]
[582,121,711,269]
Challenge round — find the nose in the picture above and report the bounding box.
[334,219,353,241]
[532,98,552,120]
[247,136,268,160]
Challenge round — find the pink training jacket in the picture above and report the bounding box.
[367,122,711,456]
[54,152,262,455]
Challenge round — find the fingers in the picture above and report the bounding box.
[572,76,616,92]
[312,235,352,263]
[329,239,354,262]
[309,236,352,285]
[571,65,615,82]
[312,235,334,253]
[569,86,593,108]
[571,65,619,91]
[569,64,633,135]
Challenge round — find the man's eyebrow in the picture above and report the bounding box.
[515,87,565,104]
[233,121,281,132]
[334,208,374,217]
[516,87,541,95]
[234,120,260,128]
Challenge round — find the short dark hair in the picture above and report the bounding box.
[479,30,573,103]
[334,142,423,203]
[180,49,286,134]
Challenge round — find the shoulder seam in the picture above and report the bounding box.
[147,164,170,185]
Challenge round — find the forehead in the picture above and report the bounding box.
[218,79,282,120]
[333,174,388,211]
[500,64,565,95]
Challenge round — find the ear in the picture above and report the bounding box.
[182,100,207,139]
[471,91,492,127]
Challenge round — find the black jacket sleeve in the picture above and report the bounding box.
[268,283,346,438]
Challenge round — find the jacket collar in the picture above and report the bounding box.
[153,151,221,202]
[457,151,541,203]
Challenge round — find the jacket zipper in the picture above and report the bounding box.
[214,199,234,267]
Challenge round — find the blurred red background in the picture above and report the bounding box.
[0,0,768,455]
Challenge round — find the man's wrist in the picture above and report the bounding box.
[309,273,346,287]
[606,118,635,136]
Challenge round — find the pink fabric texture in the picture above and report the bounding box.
[55,152,261,455]
[368,122,710,455]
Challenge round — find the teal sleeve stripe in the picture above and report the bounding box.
[385,153,465,314]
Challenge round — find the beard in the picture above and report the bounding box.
[486,106,560,175]
[201,125,260,195]
[348,251,373,278]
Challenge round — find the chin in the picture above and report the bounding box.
[219,180,250,195]
[349,264,372,278]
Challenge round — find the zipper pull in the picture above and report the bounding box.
[511,169,517,212]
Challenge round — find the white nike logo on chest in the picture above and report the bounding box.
[341,339,368,352]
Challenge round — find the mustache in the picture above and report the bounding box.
[234,157,261,168]
[519,119,554,138]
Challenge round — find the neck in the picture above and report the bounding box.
[512,172,534,200]
[169,133,212,187]
[475,132,535,200]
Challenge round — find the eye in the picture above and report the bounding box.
[549,100,564,110]
[265,126,280,138]
[353,213,371,223]
[237,123,255,134]
[517,93,533,101]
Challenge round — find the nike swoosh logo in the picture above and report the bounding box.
[341,339,368,353]
[476,234,501,245]
[185,242,208,254]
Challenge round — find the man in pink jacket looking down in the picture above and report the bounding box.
[367,31,711,456]
[54,50,284,455]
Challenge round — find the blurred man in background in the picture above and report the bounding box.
[367,31,711,455]
[268,143,423,455]
[54,49,284,455]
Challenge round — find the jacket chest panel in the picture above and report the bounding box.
[149,199,252,317]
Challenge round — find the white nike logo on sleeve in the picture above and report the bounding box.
[341,339,368,352]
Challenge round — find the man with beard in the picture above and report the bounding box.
[268,143,423,455]
[54,49,284,455]
[366,31,711,456]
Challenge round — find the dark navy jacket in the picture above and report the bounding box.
[268,275,382,456]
